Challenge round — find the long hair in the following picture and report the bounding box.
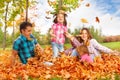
[53,13,67,26]
[80,28,93,40]
[80,28,93,46]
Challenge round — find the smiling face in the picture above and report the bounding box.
[57,13,64,24]
[80,28,92,42]
[21,26,33,38]
[80,29,88,41]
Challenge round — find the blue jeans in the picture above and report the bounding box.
[70,49,79,57]
[51,42,64,58]
[71,49,100,60]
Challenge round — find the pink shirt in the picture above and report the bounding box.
[80,54,93,63]
[51,23,67,44]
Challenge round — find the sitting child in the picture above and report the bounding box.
[76,45,93,63]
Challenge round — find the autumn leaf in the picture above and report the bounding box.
[0,49,120,79]
[81,18,88,23]
[95,16,100,23]
[85,3,90,7]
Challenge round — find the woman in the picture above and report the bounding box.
[65,28,115,60]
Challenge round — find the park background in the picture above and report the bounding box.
[0,0,120,50]
[0,0,120,79]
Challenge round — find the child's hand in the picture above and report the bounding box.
[51,34,56,38]
[65,32,72,38]
[50,29,56,38]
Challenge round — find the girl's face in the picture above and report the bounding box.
[57,14,64,24]
[80,30,88,41]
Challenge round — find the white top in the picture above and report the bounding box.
[87,39,112,56]
[72,38,112,56]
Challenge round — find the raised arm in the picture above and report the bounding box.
[65,32,82,47]
[91,39,113,53]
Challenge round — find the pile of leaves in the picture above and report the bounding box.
[0,47,120,80]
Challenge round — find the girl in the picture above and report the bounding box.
[50,12,67,58]
[76,45,93,63]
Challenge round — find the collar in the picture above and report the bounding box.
[20,34,27,41]
[56,23,63,26]
[20,34,34,41]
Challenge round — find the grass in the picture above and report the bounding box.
[41,41,120,51]
[101,41,120,51]
[0,41,120,51]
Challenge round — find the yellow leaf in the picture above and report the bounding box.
[81,18,88,23]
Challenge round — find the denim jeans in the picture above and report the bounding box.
[51,42,64,58]
[71,49,101,61]
[70,49,79,57]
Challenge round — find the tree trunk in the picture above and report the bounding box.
[26,0,28,22]
[12,21,15,44]
[58,0,62,10]
[3,2,9,50]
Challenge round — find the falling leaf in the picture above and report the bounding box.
[85,3,90,7]
[45,16,51,19]
[46,11,50,15]
[95,17,100,23]
[81,18,88,23]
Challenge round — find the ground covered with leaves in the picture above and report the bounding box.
[0,46,120,80]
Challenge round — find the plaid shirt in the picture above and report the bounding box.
[13,34,37,64]
[51,23,67,44]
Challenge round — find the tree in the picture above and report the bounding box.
[0,27,4,47]
[0,0,37,49]
[3,0,10,50]
[48,0,81,13]
[89,26,103,42]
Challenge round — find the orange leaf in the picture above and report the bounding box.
[86,3,90,7]
[81,18,88,23]
[95,17,100,23]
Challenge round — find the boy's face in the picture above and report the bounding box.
[21,26,33,38]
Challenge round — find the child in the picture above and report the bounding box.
[50,11,67,58]
[76,45,93,63]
